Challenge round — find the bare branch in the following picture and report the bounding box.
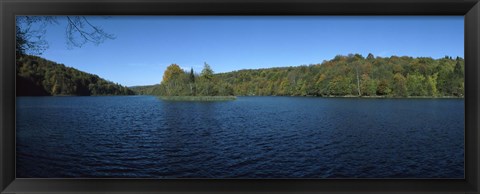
[65,16,116,48]
[16,16,115,55]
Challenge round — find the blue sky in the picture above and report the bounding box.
[32,16,463,87]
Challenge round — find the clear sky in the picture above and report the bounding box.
[34,16,464,87]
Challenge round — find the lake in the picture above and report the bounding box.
[16,96,464,178]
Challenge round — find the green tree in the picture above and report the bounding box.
[376,79,392,96]
[426,74,438,97]
[367,53,375,60]
[360,74,377,96]
[328,76,352,96]
[393,73,407,97]
[436,61,454,96]
[201,62,214,80]
[406,73,427,96]
[199,63,215,96]
[189,68,196,95]
[452,59,464,96]
[454,58,463,78]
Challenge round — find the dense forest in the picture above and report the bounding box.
[135,53,464,97]
[16,55,135,96]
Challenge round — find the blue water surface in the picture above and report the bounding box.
[16,96,464,178]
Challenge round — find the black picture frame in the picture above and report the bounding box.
[1,0,479,193]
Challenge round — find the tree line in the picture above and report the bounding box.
[139,53,464,97]
[17,55,135,96]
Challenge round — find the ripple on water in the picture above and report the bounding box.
[16,96,465,178]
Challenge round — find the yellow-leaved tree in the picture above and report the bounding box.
[162,64,184,84]
[161,64,188,96]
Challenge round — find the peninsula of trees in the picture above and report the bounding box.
[16,55,135,96]
[134,53,464,98]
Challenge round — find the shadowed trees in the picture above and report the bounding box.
[16,55,134,96]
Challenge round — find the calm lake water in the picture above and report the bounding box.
[16,96,464,178]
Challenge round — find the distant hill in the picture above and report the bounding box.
[16,55,135,96]
[129,84,162,95]
[138,54,464,97]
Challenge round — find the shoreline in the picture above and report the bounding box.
[17,95,465,99]
[321,95,464,99]
[158,96,237,101]
[236,95,464,99]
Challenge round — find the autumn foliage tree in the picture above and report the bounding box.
[140,54,465,98]
[161,64,189,96]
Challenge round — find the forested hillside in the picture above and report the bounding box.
[129,84,162,95]
[143,53,464,97]
[16,55,135,96]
